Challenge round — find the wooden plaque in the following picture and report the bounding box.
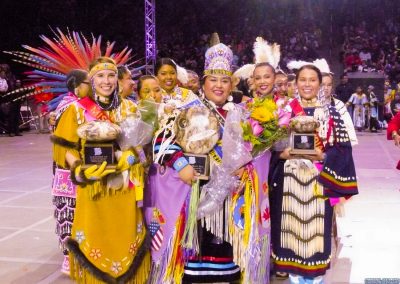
[289,132,317,155]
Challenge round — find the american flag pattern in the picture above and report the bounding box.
[149,221,163,251]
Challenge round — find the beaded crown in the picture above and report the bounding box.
[204,33,233,77]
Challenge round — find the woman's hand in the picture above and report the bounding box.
[178,164,197,185]
[279,147,325,161]
[300,148,325,161]
[279,147,293,160]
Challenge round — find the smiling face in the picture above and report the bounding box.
[274,73,288,97]
[156,64,177,93]
[296,67,321,101]
[185,73,200,93]
[119,69,134,98]
[92,69,118,97]
[139,78,163,103]
[76,75,91,98]
[203,75,232,106]
[321,75,333,99]
[253,65,275,97]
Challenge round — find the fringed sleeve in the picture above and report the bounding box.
[52,105,80,169]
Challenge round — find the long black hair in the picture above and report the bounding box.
[295,64,322,83]
[155,58,177,75]
[66,69,88,92]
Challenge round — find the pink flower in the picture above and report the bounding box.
[244,141,253,152]
[277,108,291,127]
[249,118,263,136]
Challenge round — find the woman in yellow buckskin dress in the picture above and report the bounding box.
[52,57,150,283]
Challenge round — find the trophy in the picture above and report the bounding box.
[174,106,220,180]
[77,120,122,169]
[289,116,319,155]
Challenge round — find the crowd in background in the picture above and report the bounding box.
[339,19,400,80]
[1,0,400,135]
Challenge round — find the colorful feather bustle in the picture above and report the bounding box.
[3,28,132,108]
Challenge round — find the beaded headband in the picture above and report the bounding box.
[89,62,118,78]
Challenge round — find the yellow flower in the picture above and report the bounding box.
[250,105,276,122]
[249,98,277,123]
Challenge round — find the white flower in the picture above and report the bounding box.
[75,231,85,244]
[137,222,143,233]
[111,261,122,275]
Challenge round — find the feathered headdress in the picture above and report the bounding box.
[287,58,333,75]
[3,28,133,108]
[169,59,189,85]
[313,59,333,75]
[233,37,281,79]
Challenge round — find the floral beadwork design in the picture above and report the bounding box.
[111,261,123,275]
[89,248,102,260]
[75,230,85,244]
[137,222,143,233]
[129,238,140,255]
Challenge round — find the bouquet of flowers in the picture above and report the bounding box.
[241,97,288,156]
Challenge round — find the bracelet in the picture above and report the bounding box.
[173,157,189,172]
[127,155,136,166]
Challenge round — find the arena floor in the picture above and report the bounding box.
[0,131,399,284]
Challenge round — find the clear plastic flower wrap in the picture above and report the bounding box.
[197,106,252,219]
[138,99,158,130]
[221,106,253,171]
[197,166,240,219]
[117,100,158,151]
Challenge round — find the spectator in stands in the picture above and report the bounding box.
[347,86,369,131]
[335,74,353,104]
[0,70,9,93]
[383,80,395,127]
[345,51,362,72]
[359,48,372,63]
[0,69,9,134]
[6,79,22,136]
[367,85,379,132]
